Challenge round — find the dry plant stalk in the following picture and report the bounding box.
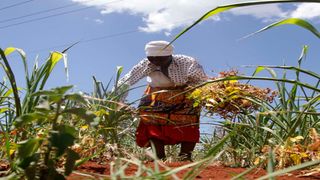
[188,70,278,119]
[255,128,320,169]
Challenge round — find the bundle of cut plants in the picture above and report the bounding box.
[188,70,278,119]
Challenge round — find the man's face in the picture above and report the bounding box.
[147,55,172,67]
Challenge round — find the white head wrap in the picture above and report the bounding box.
[145,40,174,57]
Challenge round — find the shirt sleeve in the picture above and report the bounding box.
[118,58,150,87]
[187,58,208,85]
[115,58,150,102]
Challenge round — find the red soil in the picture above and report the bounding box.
[68,161,320,180]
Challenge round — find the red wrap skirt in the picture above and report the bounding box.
[136,86,201,147]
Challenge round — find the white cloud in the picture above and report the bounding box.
[72,0,320,33]
[290,3,320,20]
[94,18,104,24]
[229,3,320,22]
[72,0,222,32]
[230,4,288,22]
[83,16,104,24]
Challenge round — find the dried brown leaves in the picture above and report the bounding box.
[188,70,278,119]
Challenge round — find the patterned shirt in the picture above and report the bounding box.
[119,54,208,87]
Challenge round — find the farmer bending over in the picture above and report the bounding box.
[118,40,208,161]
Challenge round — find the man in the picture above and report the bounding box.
[118,40,208,161]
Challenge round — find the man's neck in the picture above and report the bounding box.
[160,56,172,78]
[161,56,172,68]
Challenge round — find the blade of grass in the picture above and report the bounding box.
[241,18,320,40]
[286,94,320,138]
[267,150,276,180]
[246,65,320,80]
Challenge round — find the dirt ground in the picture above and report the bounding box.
[67,161,320,180]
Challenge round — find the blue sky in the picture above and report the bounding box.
[1,0,320,133]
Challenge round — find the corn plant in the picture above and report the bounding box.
[0,48,69,176]
[82,67,138,155]
[2,85,97,180]
[0,46,99,179]
[0,47,69,141]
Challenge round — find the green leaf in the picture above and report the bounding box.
[4,47,16,56]
[57,125,77,137]
[298,45,308,66]
[267,150,275,179]
[4,47,26,58]
[3,47,28,88]
[54,85,73,94]
[248,66,270,83]
[51,132,75,157]
[116,66,123,79]
[14,112,46,127]
[249,66,278,81]
[252,66,265,76]
[63,108,97,123]
[33,85,73,97]
[3,88,14,97]
[170,0,320,44]
[64,149,80,176]
[32,90,53,97]
[48,52,64,73]
[64,93,86,104]
[50,125,76,157]
[32,85,73,103]
[115,66,124,89]
[263,67,277,78]
[18,154,39,170]
[0,48,22,116]
[0,107,9,114]
[17,138,42,159]
[242,18,320,40]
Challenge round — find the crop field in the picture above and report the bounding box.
[1,0,320,179]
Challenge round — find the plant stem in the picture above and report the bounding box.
[0,49,21,117]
